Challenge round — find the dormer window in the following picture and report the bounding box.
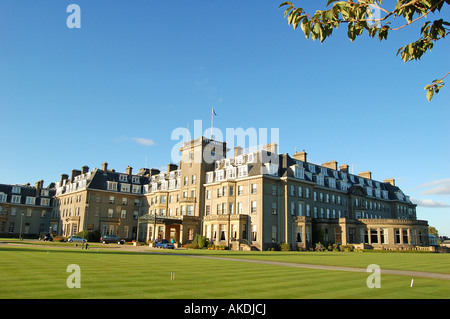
[236,155,244,165]
[12,186,21,194]
[132,176,140,184]
[316,174,324,186]
[120,183,130,192]
[293,166,305,179]
[308,164,316,173]
[206,172,214,183]
[327,177,336,188]
[247,152,256,163]
[238,165,249,177]
[264,163,278,176]
[227,167,236,179]
[215,170,224,181]
[119,174,128,182]
[107,181,118,191]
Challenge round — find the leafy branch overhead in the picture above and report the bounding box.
[280,0,450,101]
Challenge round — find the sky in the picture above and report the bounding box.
[0,1,449,234]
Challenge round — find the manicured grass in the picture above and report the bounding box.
[0,245,449,299]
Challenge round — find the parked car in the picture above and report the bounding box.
[100,235,125,245]
[68,236,87,243]
[39,233,53,241]
[154,239,174,249]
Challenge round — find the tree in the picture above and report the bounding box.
[280,0,449,101]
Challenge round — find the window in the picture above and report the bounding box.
[206,190,211,199]
[294,166,305,179]
[272,202,277,215]
[238,185,244,196]
[306,204,311,217]
[0,193,6,202]
[107,182,118,191]
[132,185,141,194]
[41,190,49,197]
[298,187,303,197]
[119,174,128,182]
[206,172,214,183]
[252,225,257,241]
[272,185,277,196]
[108,209,114,218]
[238,165,248,178]
[41,198,50,206]
[217,203,222,215]
[238,202,243,214]
[191,175,196,185]
[216,170,224,181]
[272,225,277,243]
[122,197,128,205]
[298,203,304,216]
[227,167,236,179]
[132,176,140,184]
[217,188,222,198]
[187,205,194,216]
[251,201,257,214]
[229,186,234,196]
[290,202,296,215]
[109,196,115,204]
[12,186,21,194]
[290,185,295,196]
[251,184,257,194]
[229,203,234,214]
[133,211,139,220]
[205,205,211,216]
[26,197,36,205]
[121,210,127,218]
[11,195,21,204]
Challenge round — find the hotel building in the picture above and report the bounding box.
[1,137,429,250]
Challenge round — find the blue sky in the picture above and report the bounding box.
[0,1,449,234]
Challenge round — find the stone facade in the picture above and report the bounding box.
[0,136,430,250]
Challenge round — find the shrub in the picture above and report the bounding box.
[315,242,325,251]
[280,241,291,251]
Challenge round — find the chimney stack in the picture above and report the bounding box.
[82,165,89,174]
[263,143,278,154]
[339,164,349,173]
[61,174,69,184]
[359,171,372,180]
[126,166,133,175]
[102,162,108,171]
[383,178,395,186]
[322,160,338,170]
[293,150,307,162]
[168,163,178,172]
[35,180,44,193]
[71,169,81,181]
[234,146,243,157]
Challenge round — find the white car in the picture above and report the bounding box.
[68,236,87,243]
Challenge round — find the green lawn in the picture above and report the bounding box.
[0,244,448,299]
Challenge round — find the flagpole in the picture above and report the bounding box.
[210,107,214,139]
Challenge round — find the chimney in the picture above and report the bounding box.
[126,166,133,175]
[339,164,349,173]
[82,165,89,174]
[61,174,69,183]
[383,178,395,186]
[263,143,278,154]
[234,146,243,157]
[35,180,43,193]
[149,168,161,176]
[139,168,150,176]
[102,162,108,171]
[293,150,307,162]
[168,163,178,172]
[359,171,372,180]
[322,160,338,170]
[71,169,81,181]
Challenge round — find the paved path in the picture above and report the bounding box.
[145,251,450,280]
